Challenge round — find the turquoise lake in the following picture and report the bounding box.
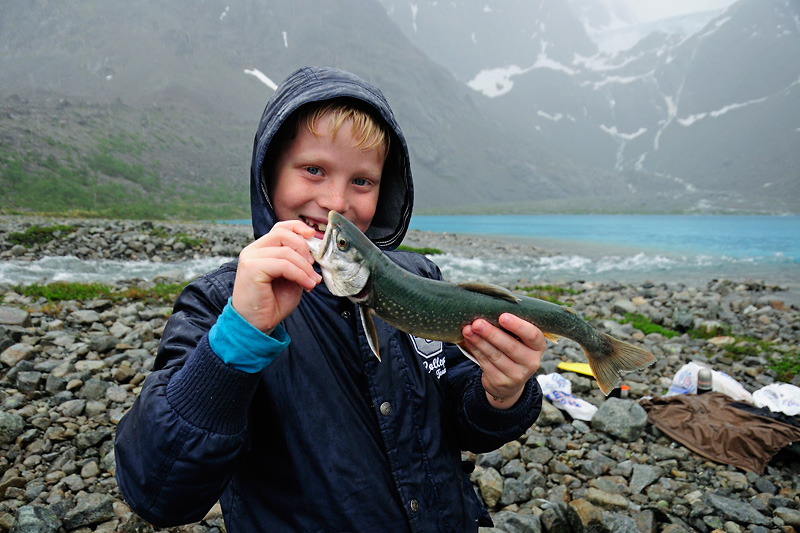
[2,215,798,303]
[404,215,800,301]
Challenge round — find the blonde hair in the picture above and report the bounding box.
[285,99,391,160]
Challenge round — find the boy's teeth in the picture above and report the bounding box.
[303,218,327,232]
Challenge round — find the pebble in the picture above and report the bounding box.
[1,218,799,532]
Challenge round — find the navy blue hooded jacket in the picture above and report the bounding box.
[114,66,542,532]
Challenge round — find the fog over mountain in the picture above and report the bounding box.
[1,0,797,216]
[378,0,800,213]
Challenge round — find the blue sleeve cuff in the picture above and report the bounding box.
[208,299,290,373]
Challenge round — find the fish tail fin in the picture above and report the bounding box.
[585,333,656,396]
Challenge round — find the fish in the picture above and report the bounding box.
[306,210,656,395]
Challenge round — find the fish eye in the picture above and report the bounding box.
[336,237,349,250]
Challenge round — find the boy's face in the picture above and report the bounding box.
[269,111,385,239]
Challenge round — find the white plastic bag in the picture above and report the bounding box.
[537,373,598,421]
[752,383,800,416]
[665,362,753,403]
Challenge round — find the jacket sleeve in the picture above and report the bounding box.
[447,360,542,453]
[114,264,262,527]
[390,251,543,453]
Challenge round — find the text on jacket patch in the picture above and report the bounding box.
[409,335,447,380]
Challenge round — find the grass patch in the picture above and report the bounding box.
[769,351,800,383]
[148,227,171,239]
[620,313,680,338]
[516,285,579,306]
[18,281,112,301]
[8,224,77,248]
[398,245,444,255]
[176,234,206,248]
[15,281,188,304]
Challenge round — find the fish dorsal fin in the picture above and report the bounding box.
[457,282,521,304]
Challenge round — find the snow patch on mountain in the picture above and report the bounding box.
[244,69,277,90]
[678,96,769,126]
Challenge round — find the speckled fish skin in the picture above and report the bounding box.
[308,211,656,395]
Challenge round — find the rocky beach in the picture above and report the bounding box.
[1,217,799,533]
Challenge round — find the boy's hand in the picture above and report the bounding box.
[232,221,322,333]
[461,313,545,410]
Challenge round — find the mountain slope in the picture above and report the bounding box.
[3,0,667,218]
[378,0,800,213]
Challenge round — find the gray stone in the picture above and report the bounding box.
[1,343,35,367]
[62,492,114,529]
[478,467,504,508]
[601,512,640,533]
[16,371,43,394]
[671,307,694,331]
[0,330,14,353]
[477,450,506,471]
[10,504,61,533]
[774,507,800,528]
[78,378,111,401]
[612,299,638,315]
[591,398,648,442]
[492,510,542,533]
[68,310,101,324]
[0,306,30,327]
[88,335,120,354]
[630,464,664,494]
[535,400,566,427]
[704,492,770,526]
[539,502,570,533]
[500,477,530,506]
[0,411,25,444]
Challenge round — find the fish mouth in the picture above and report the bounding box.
[304,213,334,261]
[352,282,370,302]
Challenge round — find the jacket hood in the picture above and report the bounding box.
[249,66,413,250]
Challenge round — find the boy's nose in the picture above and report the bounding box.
[318,183,347,213]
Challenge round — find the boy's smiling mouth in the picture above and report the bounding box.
[301,216,328,234]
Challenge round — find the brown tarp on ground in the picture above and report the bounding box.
[639,392,800,474]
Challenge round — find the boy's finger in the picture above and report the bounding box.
[498,314,547,353]
[238,247,322,286]
[248,221,317,257]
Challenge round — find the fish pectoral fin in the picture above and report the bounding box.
[456,343,480,366]
[457,282,521,304]
[359,306,381,361]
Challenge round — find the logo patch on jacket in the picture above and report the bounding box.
[409,335,446,379]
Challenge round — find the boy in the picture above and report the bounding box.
[114,66,545,532]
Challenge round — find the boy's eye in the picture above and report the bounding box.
[305,166,321,176]
[353,178,370,187]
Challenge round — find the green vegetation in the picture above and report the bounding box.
[148,227,171,239]
[15,281,188,305]
[0,105,250,220]
[176,233,206,248]
[620,313,681,339]
[618,312,798,383]
[769,351,800,383]
[17,281,114,301]
[398,245,444,255]
[516,285,579,306]
[8,224,77,248]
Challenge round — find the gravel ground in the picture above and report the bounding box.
[1,217,799,532]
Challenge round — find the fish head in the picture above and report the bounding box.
[306,211,372,300]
